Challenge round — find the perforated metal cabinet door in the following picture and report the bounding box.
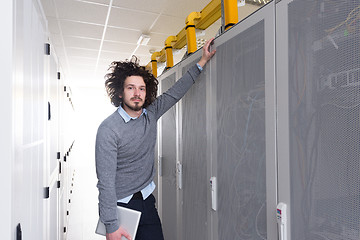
[158,72,178,240]
[277,0,360,239]
[180,54,210,240]
[216,24,267,239]
[210,2,277,240]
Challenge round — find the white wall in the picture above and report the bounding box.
[0,0,14,239]
[0,0,75,239]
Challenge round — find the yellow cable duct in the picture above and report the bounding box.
[224,0,238,30]
[151,51,162,77]
[165,36,178,69]
[186,12,202,54]
[149,0,222,73]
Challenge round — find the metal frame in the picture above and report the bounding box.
[207,36,219,240]
[157,65,182,240]
[275,1,292,240]
[263,2,278,239]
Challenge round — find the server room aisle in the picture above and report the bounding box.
[66,145,103,240]
[66,87,114,240]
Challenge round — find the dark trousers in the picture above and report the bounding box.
[117,194,164,240]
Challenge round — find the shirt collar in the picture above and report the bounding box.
[118,105,147,123]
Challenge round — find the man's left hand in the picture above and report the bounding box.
[197,38,216,68]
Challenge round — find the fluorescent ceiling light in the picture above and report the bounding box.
[137,34,151,46]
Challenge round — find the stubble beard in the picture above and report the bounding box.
[123,98,144,112]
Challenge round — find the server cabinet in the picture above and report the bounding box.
[157,2,277,239]
[179,55,209,240]
[276,0,360,239]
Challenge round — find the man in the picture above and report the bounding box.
[95,38,216,240]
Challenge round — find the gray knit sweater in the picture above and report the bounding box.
[95,65,201,233]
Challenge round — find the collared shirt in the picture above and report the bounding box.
[117,105,155,203]
[118,105,147,123]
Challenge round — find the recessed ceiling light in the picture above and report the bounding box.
[137,34,151,46]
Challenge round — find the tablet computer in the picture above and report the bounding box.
[95,206,141,239]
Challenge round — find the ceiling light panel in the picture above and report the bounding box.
[137,34,151,46]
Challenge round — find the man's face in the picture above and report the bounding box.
[120,75,146,113]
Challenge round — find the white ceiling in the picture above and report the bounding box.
[39,0,262,86]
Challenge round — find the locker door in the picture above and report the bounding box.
[276,0,360,239]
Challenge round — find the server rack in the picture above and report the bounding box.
[158,1,360,239]
[277,0,360,240]
[157,2,277,239]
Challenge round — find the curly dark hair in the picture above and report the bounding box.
[104,56,158,108]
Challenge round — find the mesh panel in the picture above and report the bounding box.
[160,73,177,240]
[288,1,360,239]
[216,21,267,240]
[181,59,208,239]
